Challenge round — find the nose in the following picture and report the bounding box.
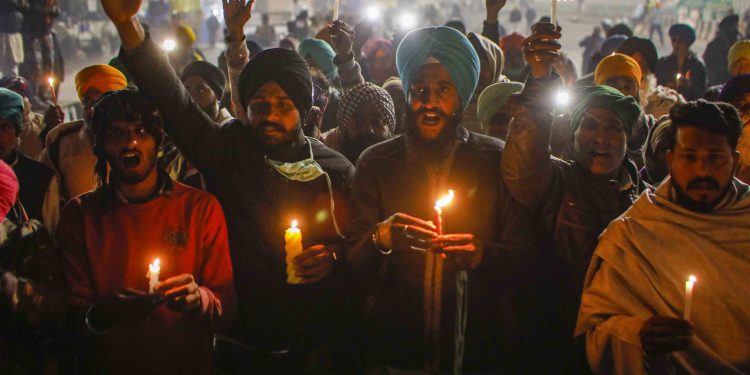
[418,89,439,109]
[695,157,711,176]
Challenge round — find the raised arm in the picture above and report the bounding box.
[330,20,365,92]
[482,0,507,44]
[101,0,233,173]
[502,22,563,210]
[223,0,255,121]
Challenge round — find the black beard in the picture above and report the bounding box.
[404,109,463,144]
[672,177,731,213]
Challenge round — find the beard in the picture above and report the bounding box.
[404,109,464,161]
[672,177,730,213]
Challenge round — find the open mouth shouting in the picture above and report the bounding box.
[120,150,142,168]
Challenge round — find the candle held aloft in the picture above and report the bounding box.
[684,275,696,320]
[434,190,454,235]
[285,220,303,284]
[551,0,558,26]
[48,76,57,105]
[147,258,160,293]
[332,0,340,21]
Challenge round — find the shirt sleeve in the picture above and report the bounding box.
[225,36,251,122]
[195,195,236,333]
[120,34,232,173]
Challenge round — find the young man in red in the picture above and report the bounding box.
[56,89,235,375]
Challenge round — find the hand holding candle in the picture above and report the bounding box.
[684,275,696,320]
[47,76,57,105]
[147,258,160,293]
[285,220,304,284]
[434,190,454,236]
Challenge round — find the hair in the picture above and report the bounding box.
[668,100,742,150]
[90,89,164,187]
[607,23,633,38]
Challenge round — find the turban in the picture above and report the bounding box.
[175,25,197,45]
[617,36,658,74]
[338,82,396,131]
[728,40,750,70]
[396,26,480,108]
[718,74,750,106]
[238,48,312,120]
[600,35,628,56]
[468,32,505,88]
[0,88,23,133]
[298,38,338,81]
[0,76,32,100]
[363,38,397,85]
[181,61,227,101]
[477,82,523,129]
[74,64,128,101]
[719,14,739,32]
[499,32,525,52]
[571,85,641,137]
[607,23,633,38]
[0,160,18,219]
[643,116,673,177]
[594,53,642,89]
[669,24,696,45]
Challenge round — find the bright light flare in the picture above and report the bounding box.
[161,39,177,52]
[291,220,298,229]
[398,13,417,31]
[555,90,571,107]
[435,190,455,209]
[365,5,381,21]
[212,7,220,17]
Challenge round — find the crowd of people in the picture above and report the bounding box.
[0,0,750,374]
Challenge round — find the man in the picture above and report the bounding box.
[347,26,538,374]
[502,21,650,371]
[477,81,523,140]
[464,32,505,133]
[41,64,128,201]
[576,100,750,374]
[640,116,673,186]
[382,77,406,134]
[254,13,276,47]
[181,61,233,126]
[499,32,526,82]
[167,24,204,75]
[0,88,57,229]
[704,15,741,87]
[57,89,235,374]
[0,0,24,76]
[103,0,354,372]
[718,74,750,184]
[616,36,684,119]
[656,24,706,101]
[728,40,750,77]
[0,75,50,159]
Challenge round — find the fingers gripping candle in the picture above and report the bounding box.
[285,220,303,284]
[434,190,454,235]
[684,275,696,320]
[147,258,160,293]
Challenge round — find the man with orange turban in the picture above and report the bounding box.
[40,64,128,202]
[594,53,642,98]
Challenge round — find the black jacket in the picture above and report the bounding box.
[346,130,538,372]
[6,150,52,223]
[655,51,707,101]
[121,36,355,351]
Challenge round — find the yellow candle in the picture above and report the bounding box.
[285,220,303,284]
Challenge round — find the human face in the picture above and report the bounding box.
[0,119,17,158]
[730,57,750,76]
[347,102,390,140]
[103,120,159,185]
[629,52,652,76]
[246,81,301,146]
[604,76,639,98]
[82,88,105,122]
[184,76,219,119]
[667,126,738,212]
[573,108,628,176]
[408,63,461,141]
[670,35,689,55]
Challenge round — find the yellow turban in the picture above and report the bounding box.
[729,41,750,71]
[74,65,128,101]
[595,53,642,89]
[176,25,197,45]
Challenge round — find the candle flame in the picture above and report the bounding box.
[149,258,160,273]
[435,190,455,208]
[47,76,54,86]
[676,73,682,80]
[291,220,298,229]
[688,275,696,283]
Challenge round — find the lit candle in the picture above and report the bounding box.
[434,190,454,235]
[551,0,558,26]
[285,220,303,284]
[48,76,57,105]
[684,275,696,320]
[675,73,682,87]
[332,0,340,21]
[147,258,160,293]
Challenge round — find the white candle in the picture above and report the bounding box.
[684,275,696,320]
[285,220,304,284]
[48,76,57,105]
[551,0,558,26]
[332,0,340,21]
[147,258,160,293]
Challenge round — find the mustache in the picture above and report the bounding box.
[686,178,720,191]
[258,121,287,133]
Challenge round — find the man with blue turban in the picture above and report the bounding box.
[347,26,537,374]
